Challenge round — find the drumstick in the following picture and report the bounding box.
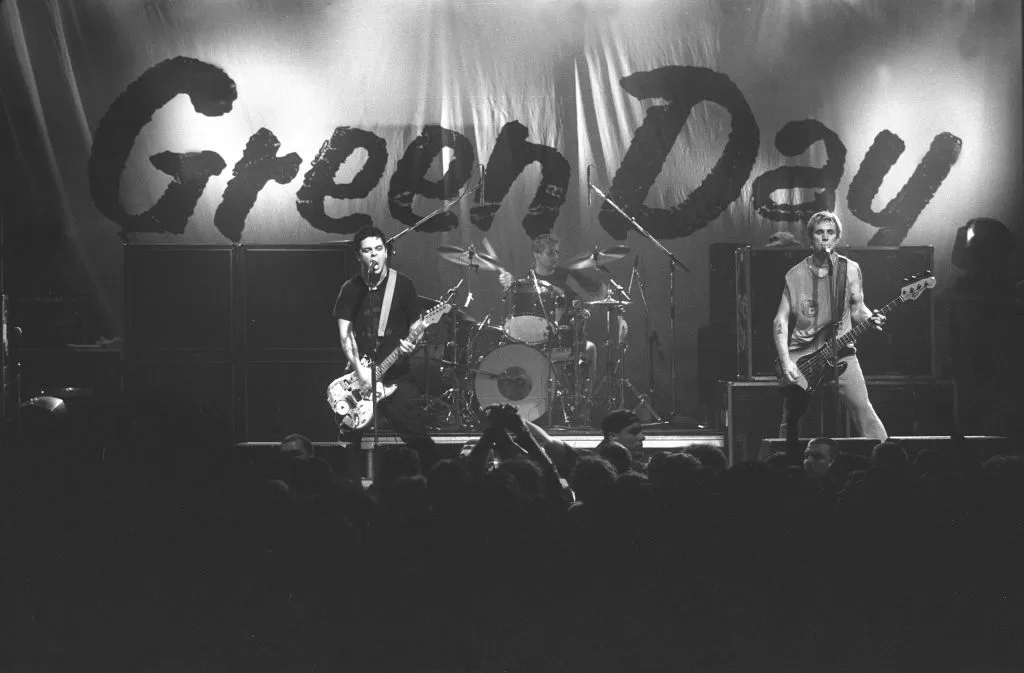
[481,237,508,273]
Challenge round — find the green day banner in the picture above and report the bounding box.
[2,0,1021,411]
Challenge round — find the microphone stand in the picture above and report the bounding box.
[369,337,379,483]
[386,166,481,250]
[589,182,690,423]
[827,249,842,438]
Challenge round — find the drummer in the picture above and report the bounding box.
[498,233,603,387]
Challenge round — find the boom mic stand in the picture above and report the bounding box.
[626,258,662,423]
[588,177,690,423]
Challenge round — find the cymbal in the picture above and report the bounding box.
[436,245,503,271]
[586,298,632,307]
[562,245,631,270]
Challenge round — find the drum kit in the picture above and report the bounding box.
[418,242,642,430]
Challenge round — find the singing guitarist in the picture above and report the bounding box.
[773,211,887,460]
[333,225,439,469]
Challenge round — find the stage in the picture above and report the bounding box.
[234,426,726,459]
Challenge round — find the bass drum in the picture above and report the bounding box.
[473,343,552,422]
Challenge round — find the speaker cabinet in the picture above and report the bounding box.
[698,325,737,407]
[735,246,934,379]
[239,245,356,441]
[721,378,956,465]
[244,361,348,442]
[851,379,956,437]
[240,245,353,350]
[719,380,832,465]
[125,246,235,351]
[127,357,237,442]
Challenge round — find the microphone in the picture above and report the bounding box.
[825,247,834,276]
[586,166,592,207]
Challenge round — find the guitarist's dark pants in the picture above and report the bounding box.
[339,376,439,477]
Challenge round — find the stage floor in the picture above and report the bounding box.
[236,426,726,456]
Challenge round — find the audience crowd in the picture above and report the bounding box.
[3,398,1024,673]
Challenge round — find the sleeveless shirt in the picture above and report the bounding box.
[785,254,855,351]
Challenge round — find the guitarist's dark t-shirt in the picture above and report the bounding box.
[333,271,421,382]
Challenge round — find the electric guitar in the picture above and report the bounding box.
[775,274,935,393]
[327,299,452,430]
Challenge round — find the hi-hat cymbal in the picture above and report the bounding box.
[562,245,631,270]
[436,245,503,271]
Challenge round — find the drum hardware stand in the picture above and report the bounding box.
[568,311,591,428]
[419,279,480,432]
[626,256,662,423]
[586,265,632,417]
[444,259,478,431]
[589,298,629,415]
[526,269,559,426]
[587,172,690,423]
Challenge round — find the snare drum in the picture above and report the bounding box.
[547,299,590,362]
[503,278,566,345]
[473,343,552,421]
[464,316,507,364]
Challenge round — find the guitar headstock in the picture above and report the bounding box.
[900,272,936,302]
[416,300,453,332]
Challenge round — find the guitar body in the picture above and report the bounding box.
[775,329,848,394]
[327,359,398,431]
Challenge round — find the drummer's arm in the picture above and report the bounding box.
[567,274,607,302]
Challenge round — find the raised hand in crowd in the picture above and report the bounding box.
[484,404,573,503]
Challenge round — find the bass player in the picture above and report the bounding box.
[333,225,440,470]
[773,211,887,460]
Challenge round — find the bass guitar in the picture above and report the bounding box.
[327,299,452,430]
[775,274,935,393]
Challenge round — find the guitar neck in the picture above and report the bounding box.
[833,295,905,350]
[373,323,423,379]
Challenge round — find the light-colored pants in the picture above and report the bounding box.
[780,354,887,441]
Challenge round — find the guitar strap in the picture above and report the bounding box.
[832,256,849,352]
[834,256,847,325]
[377,268,398,339]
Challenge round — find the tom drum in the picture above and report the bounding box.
[503,278,566,345]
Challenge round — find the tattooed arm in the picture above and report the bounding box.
[774,288,801,384]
